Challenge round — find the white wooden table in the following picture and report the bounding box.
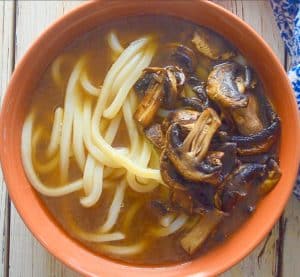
[0,1,299,276]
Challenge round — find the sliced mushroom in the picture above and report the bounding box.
[207,62,249,109]
[198,151,224,174]
[162,109,201,133]
[169,43,197,72]
[192,27,235,60]
[134,80,164,127]
[134,66,186,127]
[238,153,270,164]
[160,150,219,214]
[187,75,209,109]
[260,158,281,195]
[207,63,265,137]
[180,97,205,112]
[165,108,222,184]
[188,182,217,212]
[181,209,224,254]
[231,93,264,136]
[217,163,266,212]
[144,123,165,149]
[134,71,154,95]
[163,66,185,109]
[236,137,276,156]
[160,150,187,191]
[215,142,238,178]
[207,62,263,136]
[228,117,281,155]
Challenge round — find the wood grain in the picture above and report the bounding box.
[2,1,296,277]
[279,53,300,277]
[8,1,82,276]
[0,1,15,276]
[282,195,300,276]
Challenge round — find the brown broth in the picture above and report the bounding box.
[28,15,277,266]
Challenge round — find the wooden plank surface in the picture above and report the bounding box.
[281,54,300,277]
[0,0,297,276]
[0,1,15,276]
[282,195,300,276]
[8,2,82,276]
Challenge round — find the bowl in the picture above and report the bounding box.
[1,1,299,276]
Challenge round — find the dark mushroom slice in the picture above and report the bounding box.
[170,184,216,215]
[231,93,264,136]
[180,209,224,255]
[217,114,280,156]
[160,150,219,214]
[219,117,280,146]
[160,151,196,213]
[260,158,281,195]
[207,62,265,136]
[160,150,187,191]
[236,136,276,156]
[169,43,197,73]
[230,117,281,155]
[188,182,217,212]
[135,66,185,112]
[165,108,222,184]
[144,123,165,149]
[180,97,205,112]
[192,27,235,60]
[198,151,224,174]
[163,66,185,109]
[219,109,236,132]
[187,75,209,109]
[162,109,201,133]
[238,153,270,164]
[207,62,249,109]
[134,71,155,95]
[214,142,238,178]
[170,182,217,215]
[216,163,266,212]
[263,95,278,123]
[134,80,164,127]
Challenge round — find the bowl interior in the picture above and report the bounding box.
[1,1,299,276]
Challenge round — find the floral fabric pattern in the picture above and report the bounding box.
[270,0,300,198]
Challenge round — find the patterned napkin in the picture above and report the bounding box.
[270,0,300,198]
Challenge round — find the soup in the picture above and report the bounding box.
[21,16,281,266]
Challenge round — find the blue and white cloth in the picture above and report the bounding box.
[270,0,300,198]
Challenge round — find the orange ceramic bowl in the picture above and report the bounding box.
[0,1,299,276]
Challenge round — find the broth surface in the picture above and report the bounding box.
[27,16,279,266]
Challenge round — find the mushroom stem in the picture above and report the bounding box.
[180,209,224,254]
[134,81,164,127]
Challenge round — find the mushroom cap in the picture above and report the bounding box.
[192,28,235,60]
[207,62,249,109]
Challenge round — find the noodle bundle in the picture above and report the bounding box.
[21,34,169,250]
[22,34,159,203]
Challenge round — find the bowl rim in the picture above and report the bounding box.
[1,0,300,276]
